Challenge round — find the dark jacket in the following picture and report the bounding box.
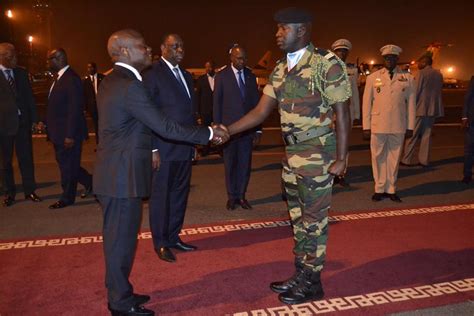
[0,67,38,136]
[213,65,260,135]
[46,67,88,144]
[195,73,214,123]
[143,59,197,161]
[93,65,210,198]
[83,73,104,114]
[463,76,474,124]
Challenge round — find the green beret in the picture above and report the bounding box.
[274,7,313,23]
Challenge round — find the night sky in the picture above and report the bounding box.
[2,0,474,79]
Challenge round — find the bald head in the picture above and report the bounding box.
[107,29,152,71]
[230,45,247,71]
[0,42,17,68]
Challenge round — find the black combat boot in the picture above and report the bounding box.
[278,268,324,304]
[270,260,305,293]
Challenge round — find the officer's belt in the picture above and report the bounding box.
[283,126,332,146]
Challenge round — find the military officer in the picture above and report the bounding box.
[362,44,415,202]
[331,39,360,187]
[228,7,351,304]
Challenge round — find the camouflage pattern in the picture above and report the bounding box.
[264,43,351,272]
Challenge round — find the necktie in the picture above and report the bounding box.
[237,70,245,98]
[173,68,189,98]
[389,70,394,80]
[5,69,16,94]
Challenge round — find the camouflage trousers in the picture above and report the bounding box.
[282,133,336,272]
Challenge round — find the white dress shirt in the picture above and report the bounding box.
[231,64,245,84]
[207,73,215,92]
[287,46,308,71]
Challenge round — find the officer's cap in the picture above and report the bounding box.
[380,44,402,56]
[274,7,313,24]
[331,39,352,51]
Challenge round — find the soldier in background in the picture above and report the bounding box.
[228,8,351,304]
[362,45,415,203]
[331,39,360,187]
[401,55,443,167]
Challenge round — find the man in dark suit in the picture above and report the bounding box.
[143,34,199,263]
[94,29,228,316]
[462,76,474,184]
[46,48,93,209]
[213,45,261,210]
[195,60,216,156]
[0,42,42,207]
[83,62,104,144]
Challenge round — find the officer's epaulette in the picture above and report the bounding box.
[314,47,338,62]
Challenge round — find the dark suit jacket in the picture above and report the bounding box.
[0,67,38,136]
[195,74,214,123]
[93,65,210,198]
[143,59,197,161]
[47,67,88,144]
[83,73,104,114]
[213,65,260,135]
[464,76,474,124]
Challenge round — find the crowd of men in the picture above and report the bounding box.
[1,6,474,316]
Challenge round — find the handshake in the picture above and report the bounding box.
[210,124,230,145]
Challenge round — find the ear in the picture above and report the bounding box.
[296,25,306,39]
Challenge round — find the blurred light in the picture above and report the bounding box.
[447,66,454,73]
[410,60,416,65]
[6,9,13,18]
[28,35,34,43]
[370,60,375,65]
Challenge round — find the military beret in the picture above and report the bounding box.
[380,44,403,56]
[331,39,352,51]
[274,7,313,23]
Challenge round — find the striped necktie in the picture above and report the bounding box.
[237,70,245,98]
[5,69,16,93]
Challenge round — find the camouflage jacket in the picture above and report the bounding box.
[263,43,351,136]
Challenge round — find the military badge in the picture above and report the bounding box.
[374,78,383,93]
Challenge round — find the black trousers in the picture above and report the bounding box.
[98,195,142,311]
[223,134,253,200]
[53,141,92,204]
[149,160,191,248]
[91,110,99,144]
[0,118,36,197]
[464,124,474,178]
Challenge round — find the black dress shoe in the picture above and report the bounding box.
[108,304,155,316]
[461,176,472,184]
[238,199,252,209]
[371,193,385,202]
[48,200,68,209]
[387,193,402,202]
[156,247,176,263]
[3,195,15,207]
[26,192,42,202]
[133,294,151,305]
[171,241,197,252]
[81,185,93,198]
[226,199,238,211]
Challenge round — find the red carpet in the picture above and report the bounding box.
[1,205,473,315]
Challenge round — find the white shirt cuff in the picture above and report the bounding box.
[208,126,213,140]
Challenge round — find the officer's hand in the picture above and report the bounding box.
[328,159,346,177]
[405,129,413,139]
[152,151,161,170]
[461,119,469,130]
[363,129,371,141]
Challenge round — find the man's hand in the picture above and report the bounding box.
[211,124,230,145]
[363,129,371,141]
[253,132,262,148]
[461,118,469,130]
[152,151,161,170]
[328,159,347,176]
[64,137,74,149]
[405,129,413,139]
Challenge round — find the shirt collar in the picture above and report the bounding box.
[57,65,70,79]
[115,62,142,81]
[0,64,11,72]
[161,57,179,72]
[287,45,307,58]
[231,64,243,75]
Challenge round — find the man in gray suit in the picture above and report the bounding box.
[93,29,228,316]
[462,76,474,184]
[401,55,443,167]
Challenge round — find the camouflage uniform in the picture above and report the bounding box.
[263,43,351,272]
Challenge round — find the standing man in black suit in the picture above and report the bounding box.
[462,76,474,184]
[83,62,104,144]
[0,42,42,207]
[46,48,93,209]
[143,34,199,263]
[94,29,228,316]
[196,60,216,156]
[213,45,261,210]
